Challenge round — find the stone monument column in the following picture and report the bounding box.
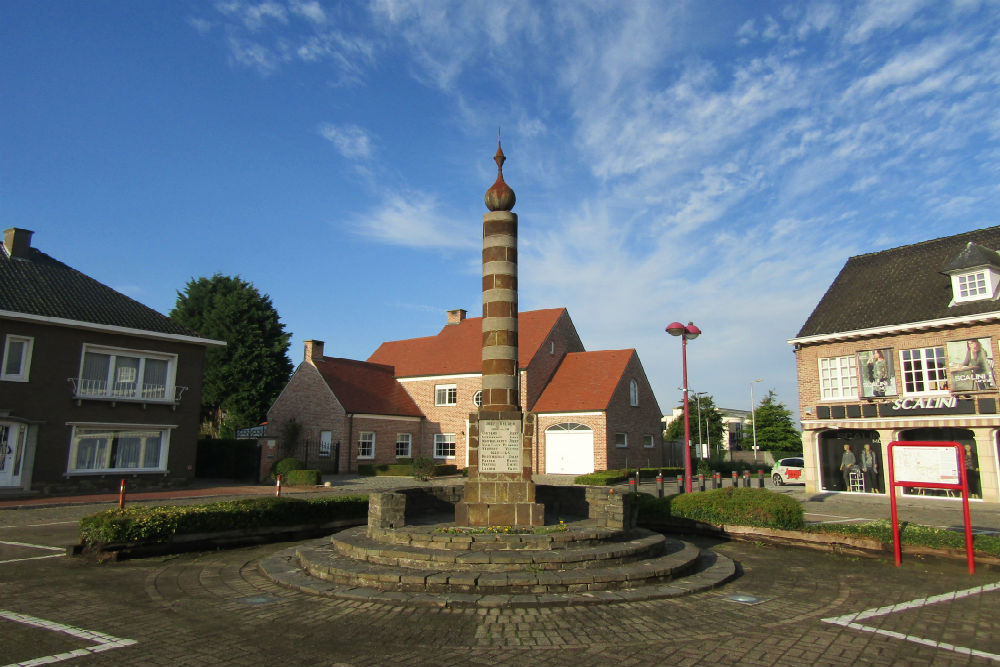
[454,139,544,527]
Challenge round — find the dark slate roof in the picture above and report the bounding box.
[1,243,205,339]
[313,357,423,417]
[796,226,1000,338]
[941,241,1000,273]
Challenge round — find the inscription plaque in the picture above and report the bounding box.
[478,419,522,473]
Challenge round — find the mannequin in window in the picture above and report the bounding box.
[839,444,856,491]
[964,444,980,498]
[859,443,879,493]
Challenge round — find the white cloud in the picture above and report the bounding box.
[844,0,931,44]
[319,123,374,160]
[291,0,326,25]
[353,194,478,250]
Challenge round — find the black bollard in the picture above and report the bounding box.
[676,475,685,494]
[713,472,720,489]
[698,473,705,492]
[656,472,664,498]
[731,471,739,487]
[758,469,765,488]
[743,470,751,488]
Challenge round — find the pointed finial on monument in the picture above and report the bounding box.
[485,130,515,212]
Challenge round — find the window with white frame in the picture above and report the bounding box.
[1,335,33,382]
[396,433,411,458]
[0,422,28,479]
[615,432,628,448]
[434,433,456,458]
[629,379,639,406]
[67,427,169,472]
[435,384,457,406]
[818,355,859,400]
[473,390,482,407]
[319,431,332,457]
[900,347,948,394]
[76,345,175,401]
[643,434,655,448]
[956,271,989,300]
[358,432,374,459]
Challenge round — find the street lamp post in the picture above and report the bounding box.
[666,321,701,493]
[750,379,763,463]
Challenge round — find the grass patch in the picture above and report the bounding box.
[806,520,1000,558]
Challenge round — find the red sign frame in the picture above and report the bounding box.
[887,440,974,574]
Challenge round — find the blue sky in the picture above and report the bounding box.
[4,1,1000,418]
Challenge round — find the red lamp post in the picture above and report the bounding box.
[666,321,701,493]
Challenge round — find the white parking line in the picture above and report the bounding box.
[0,541,66,565]
[822,581,1000,663]
[0,609,136,667]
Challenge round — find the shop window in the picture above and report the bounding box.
[818,355,858,400]
[899,428,979,498]
[818,430,881,493]
[899,347,948,394]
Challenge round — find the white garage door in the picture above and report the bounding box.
[545,423,594,475]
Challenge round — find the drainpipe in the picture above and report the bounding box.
[347,413,354,473]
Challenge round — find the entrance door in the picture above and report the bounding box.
[545,423,594,475]
[0,422,26,487]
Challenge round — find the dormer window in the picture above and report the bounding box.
[957,271,988,299]
[943,242,1000,304]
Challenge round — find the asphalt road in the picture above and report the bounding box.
[1,499,999,667]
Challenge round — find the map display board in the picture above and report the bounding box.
[892,445,960,484]
[478,419,522,473]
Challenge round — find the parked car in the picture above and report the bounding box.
[771,457,804,485]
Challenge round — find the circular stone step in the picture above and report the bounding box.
[332,525,669,571]
[259,539,737,608]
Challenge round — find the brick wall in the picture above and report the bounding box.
[603,352,664,470]
[523,310,585,410]
[350,415,424,467]
[266,363,348,476]
[398,376,482,468]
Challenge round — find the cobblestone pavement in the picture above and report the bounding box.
[2,502,999,666]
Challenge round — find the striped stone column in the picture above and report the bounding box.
[481,140,519,412]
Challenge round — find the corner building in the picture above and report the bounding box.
[790,226,1000,502]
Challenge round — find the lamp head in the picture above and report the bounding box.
[683,322,701,340]
[665,322,685,337]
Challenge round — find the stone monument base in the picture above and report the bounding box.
[455,410,544,527]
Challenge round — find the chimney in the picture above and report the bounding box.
[304,340,324,364]
[447,308,467,325]
[3,228,34,259]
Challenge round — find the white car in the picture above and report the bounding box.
[771,457,804,486]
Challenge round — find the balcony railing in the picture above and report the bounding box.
[68,378,188,409]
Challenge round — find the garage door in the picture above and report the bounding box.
[545,423,594,475]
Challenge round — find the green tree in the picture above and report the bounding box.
[170,274,293,438]
[665,393,724,448]
[746,390,802,454]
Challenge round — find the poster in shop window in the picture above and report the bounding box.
[857,348,898,398]
[946,337,996,391]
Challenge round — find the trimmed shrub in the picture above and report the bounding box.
[283,469,320,486]
[271,457,304,481]
[807,520,1000,558]
[357,463,414,477]
[434,464,458,476]
[79,495,368,545]
[667,487,804,530]
[574,469,630,485]
[412,456,436,480]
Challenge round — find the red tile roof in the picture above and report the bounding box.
[312,357,423,417]
[532,349,637,412]
[367,308,567,377]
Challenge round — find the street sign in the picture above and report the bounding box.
[235,425,266,439]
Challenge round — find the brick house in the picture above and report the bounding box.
[265,307,663,475]
[0,228,225,493]
[789,226,1000,503]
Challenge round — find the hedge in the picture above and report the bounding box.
[79,495,368,545]
[806,520,1000,558]
[573,470,630,485]
[637,487,805,531]
[357,462,459,477]
[283,469,320,486]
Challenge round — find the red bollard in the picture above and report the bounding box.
[275,474,282,497]
[118,478,126,509]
